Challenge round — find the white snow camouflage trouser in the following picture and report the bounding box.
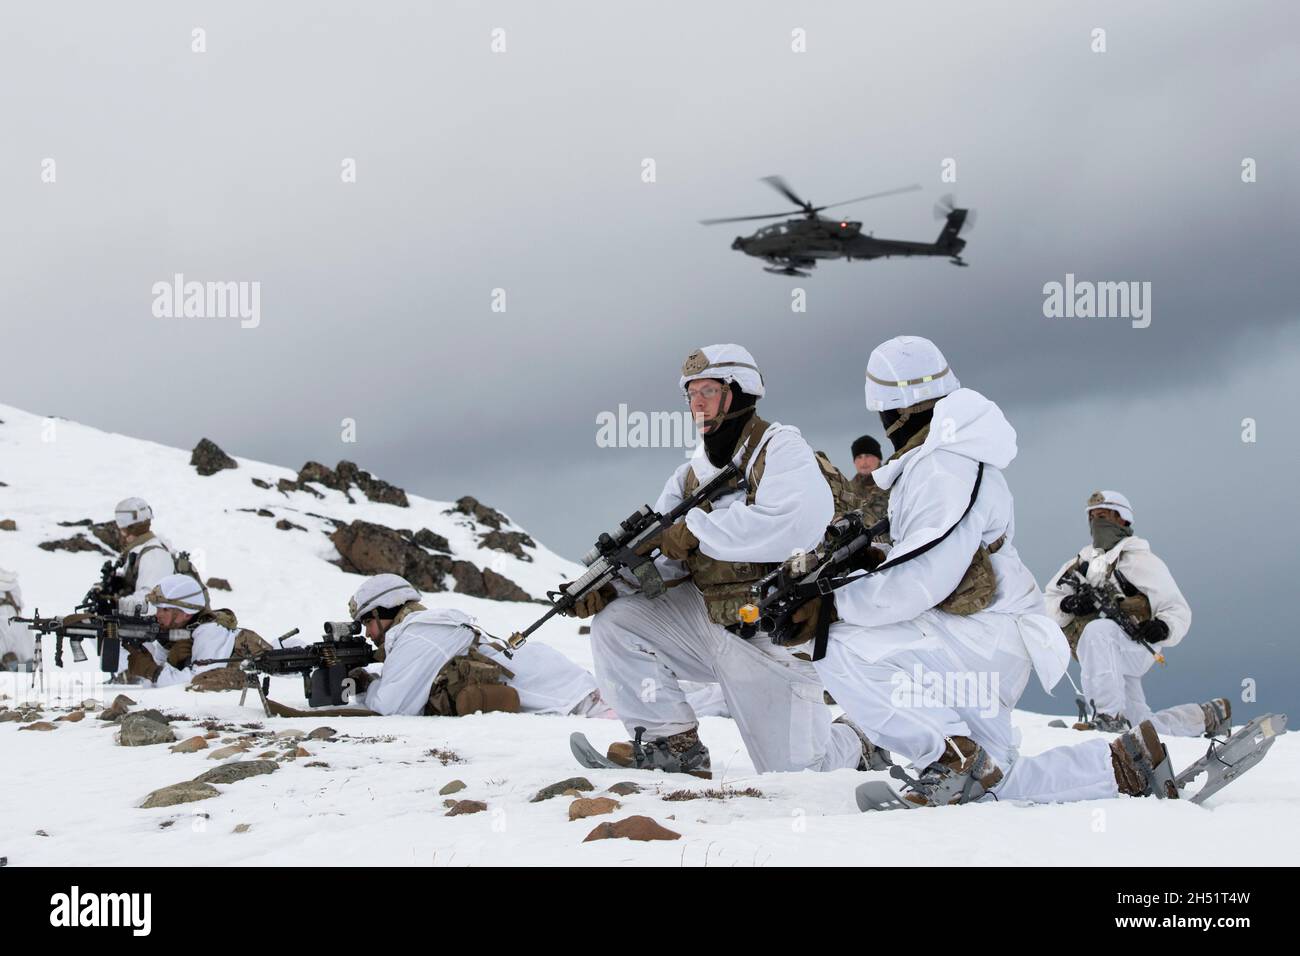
[817,621,1120,803]
[590,582,862,773]
[1077,619,1207,737]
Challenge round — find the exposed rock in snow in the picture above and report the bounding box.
[191,438,238,477]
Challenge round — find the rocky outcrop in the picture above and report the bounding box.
[38,534,113,556]
[459,566,533,603]
[329,520,532,601]
[413,528,451,554]
[478,529,536,561]
[292,461,409,507]
[448,496,509,530]
[191,438,238,476]
[90,521,124,552]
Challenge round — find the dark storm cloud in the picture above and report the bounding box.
[2,1,1297,716]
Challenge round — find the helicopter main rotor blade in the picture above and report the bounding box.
[699,211,796,225]
[815,184,922,212]
[760,175,812,211]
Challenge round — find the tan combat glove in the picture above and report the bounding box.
[166,638,193,668]
[657,521,700,562]
[571,583,617,619]
[125,646,162,683]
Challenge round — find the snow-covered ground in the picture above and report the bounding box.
[3,673,1297,866]
[2,402,1296,866]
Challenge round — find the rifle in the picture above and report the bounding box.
[735,511,890,646]
[505,460,746,654]
[13,609,165,673]
[194,622,372,715]
[79,560,119,616]
[1056,566,1165,665]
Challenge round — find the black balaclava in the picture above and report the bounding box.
[702,383,757,467]
[879,405,935,453]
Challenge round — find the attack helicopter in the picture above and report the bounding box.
[701,176,975,276]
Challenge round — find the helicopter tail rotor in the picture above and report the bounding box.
[933,193,977,233]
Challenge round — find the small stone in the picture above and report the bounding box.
[118,714,177,746]
[306,726,336,741]
[206,577,233,592]
[0,712,24,722]
[607,782,642,796]
[274,729,306,740]
[19,721,57,732]
[140,782,221,809]
[56,710,85,723]
[530,777,595,802]
[293,747,312,758]
[81,698,101,711]
[582,815,682,843]
[569,797,620,821]
[0,519,16,531]
[258,750,277,759]
[439,780,467,796]
[193,760,279,785]
[206,744,249,760]
[578,625,591,635]
[169,736,209,753]
[445,800,488,816]
[203,731,220,739]
[304,761,329,768]
[98,693,136,722]
[233,823,251,833]
[35,830,49,837]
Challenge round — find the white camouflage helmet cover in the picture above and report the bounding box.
[1087,489,1134,524]
[147,574,208,613]
[349,573,421,621]
[679,344,765,398]
[864,335,960,412]
[114,496,154,528]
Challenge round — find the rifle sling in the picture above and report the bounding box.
[812,462,985,662]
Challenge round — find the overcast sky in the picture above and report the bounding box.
[3,0,1297,718]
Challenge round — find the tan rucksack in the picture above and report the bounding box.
[424,632,521,716]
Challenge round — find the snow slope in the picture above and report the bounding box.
[2,677,1296,867]
[1,402,1296,866]
[0,401,584,654]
